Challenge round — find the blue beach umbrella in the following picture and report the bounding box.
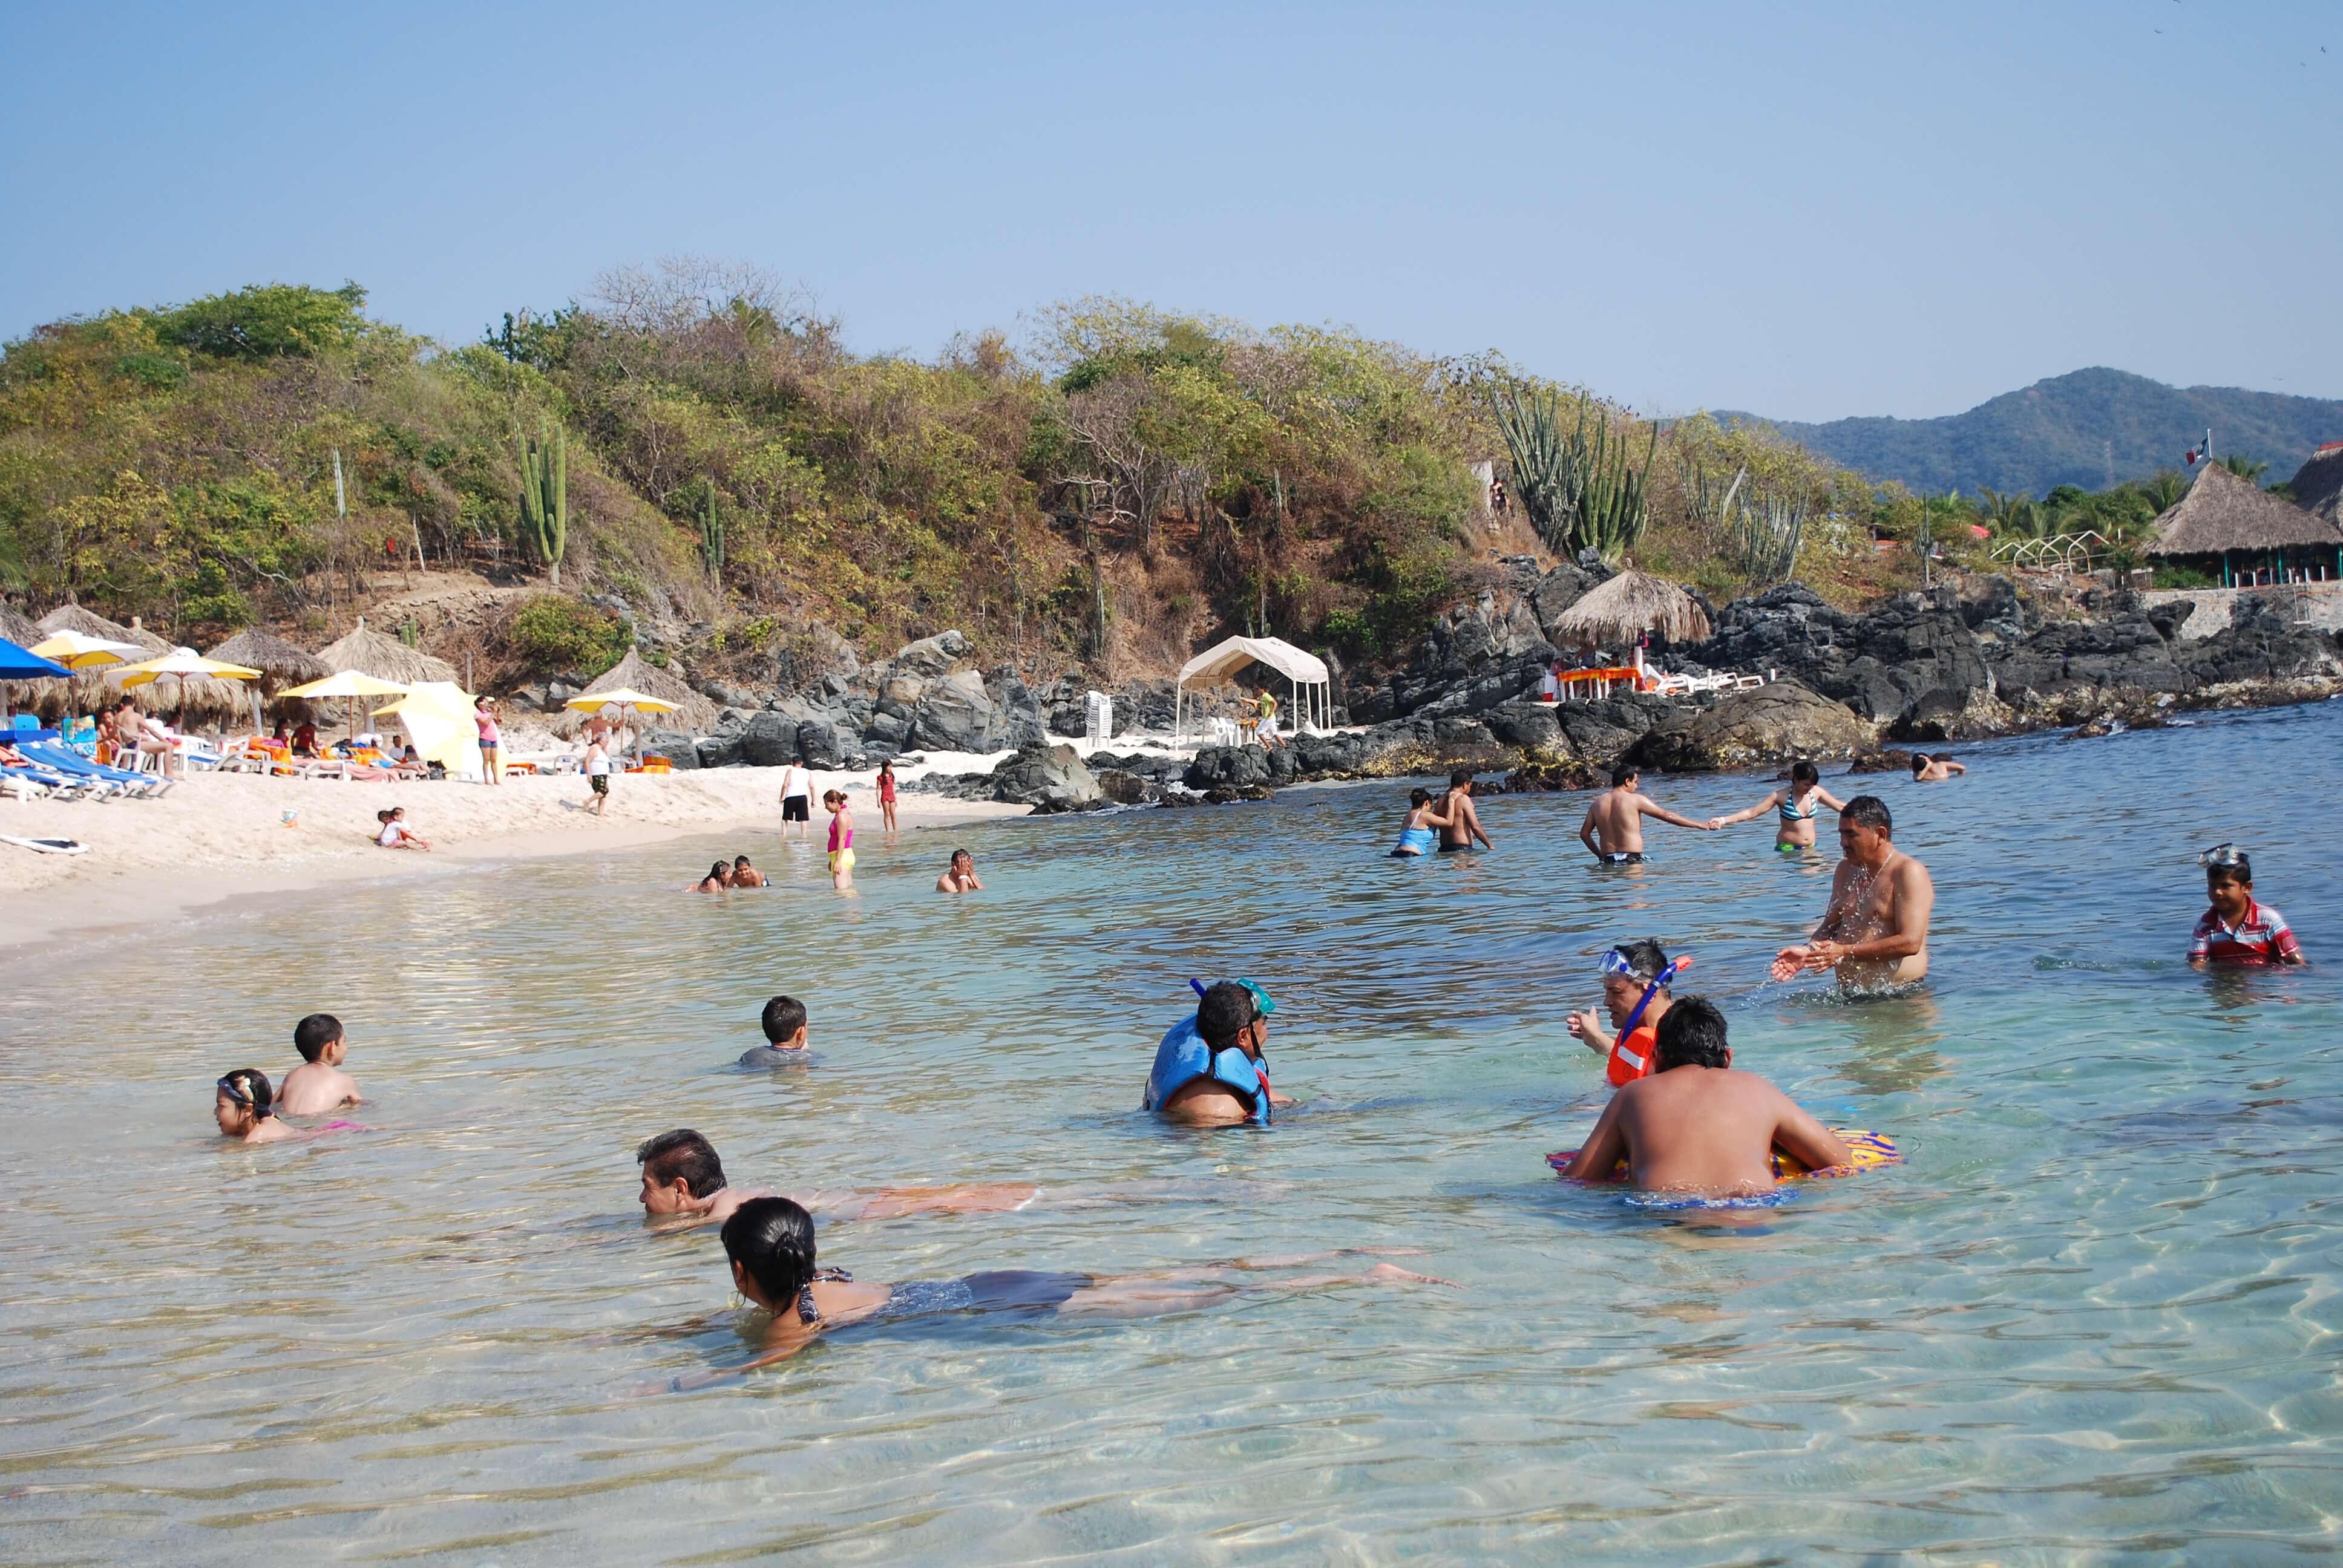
[0,637,70,680]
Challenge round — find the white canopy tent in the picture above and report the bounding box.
[1175,635,1333,745]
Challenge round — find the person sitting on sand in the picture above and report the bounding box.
[730,855,767,889]
[739,995,811,1067]
[2188,844,2305,967]
[277,1013,364,1116]
[1436,771,1494,852]
[375,806,431,851]
[1389,788,1452,857]
[824,789,855,889]
[1561,997,1851,1195]
[1910,753,1967,782]
[1771,795,1933,990]
[1579,763,1712,864]
[1707,760,1847,851]
[1566,939,1680,1087]
[691,861,732,893]
[214,1069,298,1145]
[656,1198,1453,1382]
[936,849,983,893]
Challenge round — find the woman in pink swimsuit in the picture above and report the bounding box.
[824,789,856,890]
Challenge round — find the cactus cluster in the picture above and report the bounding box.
[1734,489,1809,586]
[1490,387,1654,562]
[518,420,568,588]
[698,477,725,579]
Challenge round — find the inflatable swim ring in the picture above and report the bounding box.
[1545,1127,1899,1182]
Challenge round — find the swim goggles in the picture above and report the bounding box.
[215,1074,272,1116]
[2199,843,2249,869]
[1599,947,1659,982]
[1188,977,1276,1017]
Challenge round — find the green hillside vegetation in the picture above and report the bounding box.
[1730,368,2343,498]
[1,270,1919,689]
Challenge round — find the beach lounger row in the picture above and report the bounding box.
[2,740,172,802]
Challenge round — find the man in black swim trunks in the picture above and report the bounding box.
[1436,770,1494,852]
[1579,763,1711,864]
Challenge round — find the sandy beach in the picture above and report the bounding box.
[0,756,1027,949]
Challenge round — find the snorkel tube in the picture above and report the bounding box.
[1142,978,1276,1121]
[1613,954,1691,1040]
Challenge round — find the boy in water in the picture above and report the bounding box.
[730,856,767,888]
[936,849,983,893]
[1579,763,1712,863]
[1562,997,1851,1195]
[739,995,812,1068]
[278,1013,365,1115]
[634,1128,1047,1229]
[1436,771,1494,852]
[2188,844,2305,966]
[1565,939,1677,1087]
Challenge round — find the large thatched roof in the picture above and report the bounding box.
[0,604,41,647]
[557,648,717,736]
[1548,569,1712,647]
[206,629,332,691]
[18,607,175,720]
[315,617,462,685]
[2147,462,2343,557]
[2289,444,2343,525]
[38,603,169,652]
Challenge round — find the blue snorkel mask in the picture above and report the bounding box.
[1601,947,1691,1037]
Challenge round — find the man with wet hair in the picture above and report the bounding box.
[1772,794,1934,990]
[633,1127,1073,1228]
[1579,763,1712,864]
[1155,979,1299,1125]
[936,849,983,893]
[739,995,810,1068]
[1561,997,1852,1194]
[637,1129,753,1226]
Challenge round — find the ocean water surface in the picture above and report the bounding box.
[3,702,2340,1563]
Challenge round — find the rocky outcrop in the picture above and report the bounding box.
[1688,584,1988,737]
[911,670,998,753]
[1628,678,1878,772]
[988,742,1102,812]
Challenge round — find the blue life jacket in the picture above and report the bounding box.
[1141,1013,1273,1123]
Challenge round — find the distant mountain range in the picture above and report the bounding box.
[1723,368,2343,498]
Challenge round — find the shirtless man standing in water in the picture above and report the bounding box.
[1771,794,1933,990]
[1436,771,1494,853]
[1579,764,1712,864]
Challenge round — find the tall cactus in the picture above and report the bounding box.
[698,477,725,580]
[518,420,568,588]
[1490,387,1654,562]
[1733,488,1810,586]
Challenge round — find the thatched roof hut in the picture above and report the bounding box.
[1548,569,1713,648]
[2146,462,2343,560]
[0,603,41,647]
[2288,443,2343,525]
[315,617,462,686]
[207,629,332,693]
[555,648,718,737]
[38,603,168,652]
[18,606,171,721]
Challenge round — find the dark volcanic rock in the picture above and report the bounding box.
[989,741,1102,811]
[741,710,799,767]
[641,730,700,769]
[1501,759,1600,792]
[1630,679,1876,772]
[911,670,998,753]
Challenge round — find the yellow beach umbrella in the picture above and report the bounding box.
[116,646,261,724]
[284,670,411,740]
[30,630,148,670]
[565,688,681,763]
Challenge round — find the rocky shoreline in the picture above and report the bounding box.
[537,558,2342,815]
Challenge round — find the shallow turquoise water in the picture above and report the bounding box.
[3,702,2340,1563]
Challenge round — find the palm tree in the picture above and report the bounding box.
[2218,454,2269,483]
[2137,468,2187,514]
[1976,487,2027,534]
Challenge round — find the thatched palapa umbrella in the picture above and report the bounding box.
[2145,462,2343,585]
[315,616,462,686]
[1549,569,1713,650]
[208,629,333,731]
[0,603,41,649]
[557,648,717,740]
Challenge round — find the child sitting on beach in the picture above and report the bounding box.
[375,807,431,851]
[739,995,811,1067]
[730,855,767,888]
[214,1069,298,1144]
[277,1013,365,1116]
[1566,939,1679,1086]
[824,789,855,889]
[1560,997,1852,1195]
[2189,844,2305,967]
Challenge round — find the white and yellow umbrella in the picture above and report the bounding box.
[565,688,680,763]
[372,681,480,778]
[283,670,411,739]
[29,630,149,670]
[115,646,261,721]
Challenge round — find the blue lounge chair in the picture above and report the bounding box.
[21,741,163,797]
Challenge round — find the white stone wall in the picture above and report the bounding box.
[2142,584,2343,641]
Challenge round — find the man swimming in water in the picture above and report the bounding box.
[936,849,983,893]
[1436,770,1494,852]
[1151,979,1299,1125]
[634,1128,1051,1229]
[1771,795,1933,990]
[1579,763,1713,864]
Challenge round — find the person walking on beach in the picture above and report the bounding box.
[876,759,899,832]
[584,736,612,816]
[1707,760,1847,852]
[1579,764,1710,864]
[824,789,856,889]
[2187,844,2305,967]
[778,758,812,841]
[1559,997,1852,1195]
[474,696,502,785]
[1771,795,1933,991]
[1436,771,1494,853]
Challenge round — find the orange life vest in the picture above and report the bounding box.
[1605,1023,1658,1087]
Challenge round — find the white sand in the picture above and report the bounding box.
[0,758,1025,950]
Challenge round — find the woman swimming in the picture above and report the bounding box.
[1707,760,1846,851]
[654,1198,1455,1386]
[1389,788,1451,857]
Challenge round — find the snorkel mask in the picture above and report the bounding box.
[2200,843,2250,872]
[1601,947,1693,1037]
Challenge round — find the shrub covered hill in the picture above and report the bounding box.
[1,267,1930,708]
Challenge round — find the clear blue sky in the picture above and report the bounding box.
[3,1,2336,422]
